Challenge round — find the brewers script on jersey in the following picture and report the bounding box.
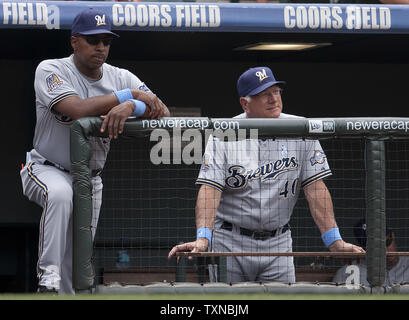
[196,112,332,282]
[20,54,151,294]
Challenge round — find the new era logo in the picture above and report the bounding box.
[309,120,335,133]
[323,121,335,132]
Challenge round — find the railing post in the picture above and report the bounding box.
[365,138,386,288]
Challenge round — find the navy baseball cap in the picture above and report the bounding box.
[237,66,285,97]
[353,218,392,249]
[71,8,119,37]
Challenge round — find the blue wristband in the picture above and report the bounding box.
[197,227,212,246]
[321,227,342,247]
[130,99,146,117]
[114,88,133,104]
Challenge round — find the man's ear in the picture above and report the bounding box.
[239,97,249,113]
[70,36,78,52]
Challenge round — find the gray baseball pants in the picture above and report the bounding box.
[20,151,102,294]
[211,223,295,283]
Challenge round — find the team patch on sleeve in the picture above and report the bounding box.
[201,153,211,171]
[46,73,63,92]
[310,150,327,166]
[138,84,150,92]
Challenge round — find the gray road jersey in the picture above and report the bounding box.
[333,257,409,286]
[196,112,332,231]
[32,55,151,171]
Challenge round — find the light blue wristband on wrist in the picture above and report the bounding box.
[129,99,146,117]
[197,227,212,246]
[114,88,133,104]
[321,227,342,247]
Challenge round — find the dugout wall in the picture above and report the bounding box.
[1,1,409,292]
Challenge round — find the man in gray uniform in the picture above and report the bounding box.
[333,219,409,286]
[20,8,169,294]
[169,66,363,283]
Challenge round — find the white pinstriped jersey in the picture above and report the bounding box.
[196,112,332,231]
[32,54,151,171]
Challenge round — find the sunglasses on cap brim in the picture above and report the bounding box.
[76,35,114,46]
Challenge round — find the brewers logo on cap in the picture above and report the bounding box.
[95,14,106,27]
[237,66,285,97]
[71,8,119,37]
[255,69,269,82]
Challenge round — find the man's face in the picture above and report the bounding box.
[71,34,113,70]
[240,85,283,118]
